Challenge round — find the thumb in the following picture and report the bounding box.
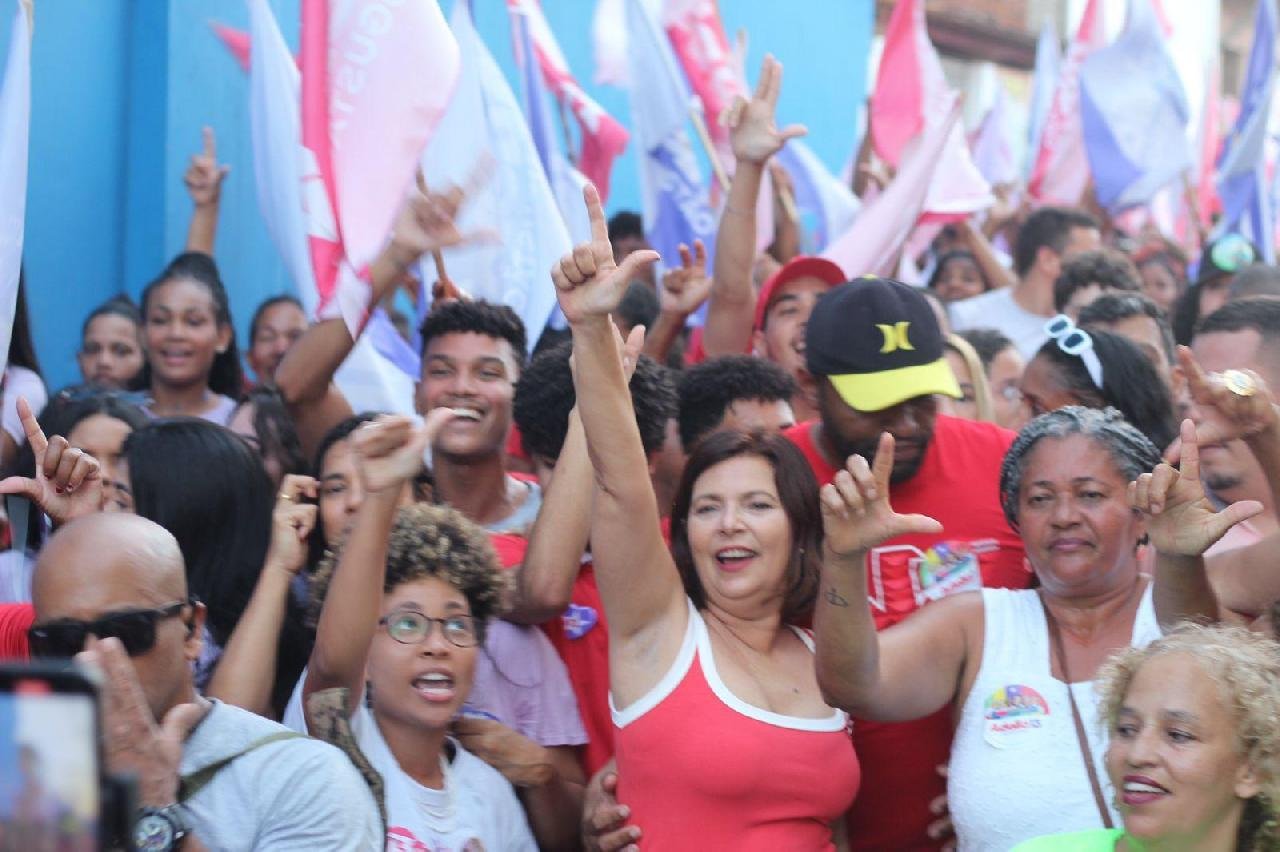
[421,407,457,448]
[160,701,207,744]
[0,476,41,502]
[893,513,944,538]
[616,250,661,284]
[779,123,808,142]
[1212,500,1265,540]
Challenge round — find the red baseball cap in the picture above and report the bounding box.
[753,255,847,331]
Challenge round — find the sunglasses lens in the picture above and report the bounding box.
[1045,316,1072,337]
[97,612,160,656]
[28,626,87,659]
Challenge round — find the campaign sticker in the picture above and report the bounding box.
[983,684,1051,749]
[562,603,598,640]
[914,539,995,604]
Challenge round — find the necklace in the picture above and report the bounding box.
[411,754,455,826]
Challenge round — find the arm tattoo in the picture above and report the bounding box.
[825,586,849,607]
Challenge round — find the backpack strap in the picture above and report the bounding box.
[178,731,304,803]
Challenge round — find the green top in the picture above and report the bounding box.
[1012,828,1124,851]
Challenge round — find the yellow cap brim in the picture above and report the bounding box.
[828,358,962,412]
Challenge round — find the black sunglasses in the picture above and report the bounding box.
[28,600,192,659]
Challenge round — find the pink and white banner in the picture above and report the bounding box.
[662,0,743,147]
[300,0,460,330]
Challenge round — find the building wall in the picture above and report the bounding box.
[2,0,873,392]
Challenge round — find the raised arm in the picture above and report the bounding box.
[303,411,446,718]
[702,56,806,357]
[275,181,477,457]
[813,433,980,722]
[183,127,229,255]
[509,327,646,625]
[206,475,317,716]
[552,184,686,657]
[956,218,1014,291]
[1132,418,1263,628]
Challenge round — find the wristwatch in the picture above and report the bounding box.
[132,804,192,852]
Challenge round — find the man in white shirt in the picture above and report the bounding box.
[28,513,382,851]
[950,206,1101,359]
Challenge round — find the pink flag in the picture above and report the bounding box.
[868,0,991,221]
[823,98,964,278]
[301,0,461,330]
[662,0,744,147]
[507,0,629,202]
[210,21,252,72]
[1028,0,1106,205]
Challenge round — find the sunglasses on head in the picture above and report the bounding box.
[1044,314,1105,389]
[27,600,193,659]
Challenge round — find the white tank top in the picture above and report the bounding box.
[948,585,1161,852]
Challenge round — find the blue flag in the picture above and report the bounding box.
[1215,0,1277,262]
[623,0,717,279]
[1079,0,1191,211]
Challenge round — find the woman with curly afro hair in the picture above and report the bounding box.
[300,412,536,850]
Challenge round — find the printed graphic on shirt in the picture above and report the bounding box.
[867,539,996,617]
[982,684,1051,749]
[387,826,484,851]
[562,603,598,640]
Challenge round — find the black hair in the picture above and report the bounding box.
[957,328,1016,371]
[9,270,42,380]
[1227,265,1280,300]
[7,391,149,550]
[122,418,309,715]
[80,294,142,342]
[1195,297,1280,371]
[1078,292,1176,365]
[669,430,822,624]
[1171,283,1201,346]
[1051,249,1142,313]
[248,294,304,343]
[616,280,660,332]
[419,299,527,372]
[927,249,990,292]
[513,340,675,462]
[234,386,307,480]
[999,406,1161,531]
[607,211,645,243]
[138,252,244,399]
[1031,328,1177,451]
[677,355,797,449]
[1013,206,1100,278]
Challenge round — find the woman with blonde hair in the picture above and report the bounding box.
[1015,623,1280,851]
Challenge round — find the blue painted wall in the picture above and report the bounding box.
[4,0,871,392]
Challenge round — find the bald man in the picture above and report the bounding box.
[30,514,380,851]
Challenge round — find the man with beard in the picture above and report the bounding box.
[782,277,1029,852]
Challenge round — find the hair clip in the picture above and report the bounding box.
[1044,314,1104,390]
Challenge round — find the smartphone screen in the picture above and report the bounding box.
[0,667,100,852]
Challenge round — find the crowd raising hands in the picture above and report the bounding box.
[6,46,1280,852]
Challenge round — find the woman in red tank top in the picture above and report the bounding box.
[552,183,861,850]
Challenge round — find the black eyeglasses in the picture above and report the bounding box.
[377,611,479,648]
[28,600,192,659]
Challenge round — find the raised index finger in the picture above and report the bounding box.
[755,55,780,107]
[870,431,895,495]
[1176,418,1200,483]
[202,125,217,159]
[584,182,609,244]
[16,397,47,458]
[1176,345,1211,401]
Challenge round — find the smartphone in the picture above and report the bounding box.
[0,663,101,852]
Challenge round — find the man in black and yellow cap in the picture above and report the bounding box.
[782,277,1030,852]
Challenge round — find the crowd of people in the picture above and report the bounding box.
[3,53,1280,852]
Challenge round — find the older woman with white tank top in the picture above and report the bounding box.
[812,404,1268,851]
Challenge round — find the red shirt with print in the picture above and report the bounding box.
[785,415,1029,852]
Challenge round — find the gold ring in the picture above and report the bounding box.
[277,491,296,503]
[1222,369,1258,398]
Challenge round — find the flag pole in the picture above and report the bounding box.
[1180,169,1208,249]
[688,105,731,194]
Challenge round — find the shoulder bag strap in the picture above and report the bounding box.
[1039,591,1115,829]
[179,731,304,803]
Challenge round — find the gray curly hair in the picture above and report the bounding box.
[1097,624,1280,851]
[999,406,1161,531]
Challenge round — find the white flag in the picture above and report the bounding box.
[0,1,32,373]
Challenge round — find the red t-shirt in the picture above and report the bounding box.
[0,603,33,660]
[540,562,613,777]
[784,415,1029,852]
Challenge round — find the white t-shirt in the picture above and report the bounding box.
[180,699,382,850]
[1,366,46,444]
[949,287,1051,361]
[347,703,535,851]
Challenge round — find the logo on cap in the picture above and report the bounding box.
[876,322,914,354]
